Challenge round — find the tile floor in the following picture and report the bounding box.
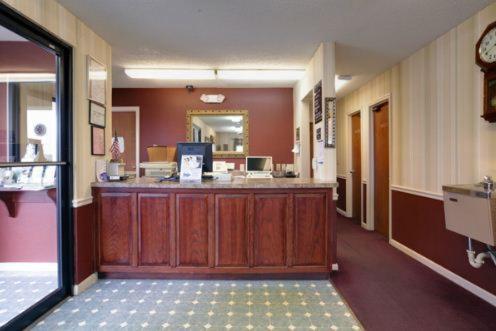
[0,270,58,327]
[32,280,362,330]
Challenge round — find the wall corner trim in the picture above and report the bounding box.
[390,185,443,201]
[72,196,93,208]
[73,272,98,295]
[390,239,496,307]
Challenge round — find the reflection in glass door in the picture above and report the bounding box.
[0,4,72,330]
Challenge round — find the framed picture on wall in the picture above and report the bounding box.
[87,55,107,105]
[91,126,105,155]
[314,81,323,123]
[324,97,336,148]
[89,101,106,127]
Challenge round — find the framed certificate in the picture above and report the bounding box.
[91,126,105,156]
[87,55,107,105]
[89,101,106,127]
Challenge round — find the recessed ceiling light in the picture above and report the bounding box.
[217,70,304,81]
[125,69,216,80]
[335,75,352,92]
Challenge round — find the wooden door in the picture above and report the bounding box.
[99,193,137,266]
[138,193,171,266]
[309,122,314,178]
[351,113,361,221]
[253,194,288,266]
[176,194,210,267]
[112,111,136,173]
[215,194,250,267]
[293,194,327,266]
[373,102,389,237]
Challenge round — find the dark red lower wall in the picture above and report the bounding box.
[337,177,346,211]
[0,201,57,262]
[392,190,495,295]
[363,183,367,223]
[112,88,294,167]
[73,203,96,284]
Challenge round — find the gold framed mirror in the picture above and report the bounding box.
[186,110,249,158]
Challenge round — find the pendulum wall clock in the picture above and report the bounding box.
[476,21,496,122]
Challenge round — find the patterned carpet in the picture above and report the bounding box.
[33,280,362,330]
[0,270,58,327]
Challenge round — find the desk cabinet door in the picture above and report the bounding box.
[215,194,250,267]
[138,194,172,266]
[253,194,288,266]
[99,193,137,266]
[176,194,210,267]
[293,193,327,266]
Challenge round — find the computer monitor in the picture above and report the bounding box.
[246,156,273,172]
[176,142,213,173]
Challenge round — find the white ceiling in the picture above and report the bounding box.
[59,0,494,97]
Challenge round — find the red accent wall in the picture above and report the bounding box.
[337,177,346,211]
[0,201,57,262]
[0,41,55,73]
[392,190,496,295]
[112,88,294,167]
[0,83,6,162]
[74,203,96,284]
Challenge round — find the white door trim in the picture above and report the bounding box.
[111,106,140,178]
[367,94,392,238]
[347,110,361,220]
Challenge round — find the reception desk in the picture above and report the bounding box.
[92,178,338,279]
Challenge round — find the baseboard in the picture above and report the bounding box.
[73,272,98,295]
[72,196,93,208]
[0,262,57,272]
[337,207,352,218]
[390,239,496,307]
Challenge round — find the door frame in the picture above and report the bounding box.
[112,106,140,178]
[346,110,361,219]
[367,94,392,239]
[0,3,73,330]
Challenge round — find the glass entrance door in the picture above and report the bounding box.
[0,4,72,329]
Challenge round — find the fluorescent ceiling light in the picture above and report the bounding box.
[335,75,352,92]
[0,72,56,82]
[218,70,304,81]
[125,69,215,80]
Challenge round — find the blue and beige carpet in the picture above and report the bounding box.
[0,270,58,327]
[33,280,361,330]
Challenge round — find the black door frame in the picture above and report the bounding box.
[0,3,73,330]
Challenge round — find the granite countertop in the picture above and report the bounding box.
[91,177,338,189]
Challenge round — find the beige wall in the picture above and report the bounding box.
[293,42,336,180]
[1,0,112,202]
[337,3,496,216]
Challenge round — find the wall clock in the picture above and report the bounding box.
[476,21,496,122]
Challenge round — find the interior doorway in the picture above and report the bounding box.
[111,107,140,177]
[372,101,389,237]
[351,112,361,222]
